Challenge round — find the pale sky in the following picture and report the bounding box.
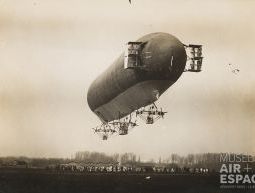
[0,0,254,160]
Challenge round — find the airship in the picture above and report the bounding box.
[87,32,203,140]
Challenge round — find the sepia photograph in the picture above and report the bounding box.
[0,0,254,192]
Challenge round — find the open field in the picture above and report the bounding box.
[0,168,253,193]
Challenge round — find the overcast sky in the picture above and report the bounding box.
[0,0,254,160]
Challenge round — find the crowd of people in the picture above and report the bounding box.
[47,163,211,174]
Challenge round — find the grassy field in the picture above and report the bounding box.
[0,168,253,193]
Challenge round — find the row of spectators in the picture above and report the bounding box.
[47,163,211,174]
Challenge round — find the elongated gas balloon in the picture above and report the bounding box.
[87,32,189,123]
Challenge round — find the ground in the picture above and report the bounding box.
[0,168,253,193]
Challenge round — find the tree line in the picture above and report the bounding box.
[0,152,254,171]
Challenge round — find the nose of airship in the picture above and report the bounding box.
[138,32,187,81]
